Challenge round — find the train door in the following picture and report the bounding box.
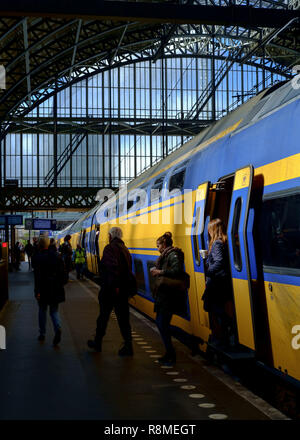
[89,225,97,275]
[257,188,300,381]
[227,165,255,351]
[95,226,100,275]
[191,182,211,338]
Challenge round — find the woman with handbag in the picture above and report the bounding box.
[151,232,187,365]
[201,218,234,347]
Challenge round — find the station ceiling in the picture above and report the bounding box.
[0,0,299,131]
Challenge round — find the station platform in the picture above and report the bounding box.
[0,263,288,421]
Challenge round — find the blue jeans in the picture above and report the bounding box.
[156,311,175,356]
[39,304,61,335]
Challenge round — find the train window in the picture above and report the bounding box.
[90,229,96,254]
[119,200,126,216]
[151,174,166,203]
[192,206,201,266]
[133,259,146,293]
[81,230,86,248]
[231,197,242,271]
[127,200,134,211]
[147,261,157,297]
[259,193,300,273]
[169,169,186,193]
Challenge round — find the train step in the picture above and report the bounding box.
[207,341,255,361]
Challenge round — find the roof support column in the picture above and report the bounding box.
[53,79,58,188]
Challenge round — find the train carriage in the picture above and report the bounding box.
[56,78,300,387]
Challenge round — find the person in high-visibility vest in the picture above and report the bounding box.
[74,244,86,280]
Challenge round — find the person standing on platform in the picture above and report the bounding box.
[201,218,234,348]
[14,241,21,271]
[74,243,86,280]
[24,240,34,270]
[151,232,187,366]
[32,237,66,346]
[59,234,73,281]
[87,227,135,356]
[48,238,57,252]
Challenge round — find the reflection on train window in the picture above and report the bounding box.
[192,206,201,266]
[133,259,146,293]
[90,230,96,254]
[153,175,164,191]
[169,169,186,192]
[147,261,157,297]
[81,231,86,248]
[151,175,166,203]
[260,193,300,271]
[231,197,242,271]
[127,199,134,211]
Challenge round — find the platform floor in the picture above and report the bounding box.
[0,263,287,420]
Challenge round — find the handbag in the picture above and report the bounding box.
[155,271,190,292]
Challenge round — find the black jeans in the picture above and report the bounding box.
[96,290,132,343]
[156,310,175,356]
[75,263,83,279]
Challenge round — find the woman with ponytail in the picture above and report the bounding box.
[151,232,186,365]
[202,218,234,346]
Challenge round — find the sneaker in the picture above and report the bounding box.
[53,330,62,346]
[118,343,133,357]
[38,334,45,342]
[87,339,102,352]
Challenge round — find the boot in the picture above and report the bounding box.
[53,329,62,346]
[87,338,102,352]
[158,351,176,365]
[118,341,133,357]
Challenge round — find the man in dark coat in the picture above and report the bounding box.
[87,227,134,356]
[59,234,73,281]
[32,237,66,346]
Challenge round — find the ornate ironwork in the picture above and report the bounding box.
[0,187,109,211]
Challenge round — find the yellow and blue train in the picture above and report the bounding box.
[57,78,300,387]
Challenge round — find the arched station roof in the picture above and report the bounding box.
[0,0,299,131]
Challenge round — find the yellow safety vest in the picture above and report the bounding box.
[75,249,85,264]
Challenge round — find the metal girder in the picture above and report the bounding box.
[3,49,292,128]
[22,18,31,104]
[45,133,87,187]
[8,116,212,137]
[0,5,298,129]
[0,187,105,210]
[0,1,298,28]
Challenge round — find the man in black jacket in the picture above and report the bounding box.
[87,227,134,356]
[32,237,66,346]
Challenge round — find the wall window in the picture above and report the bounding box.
[259,192,300,273]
